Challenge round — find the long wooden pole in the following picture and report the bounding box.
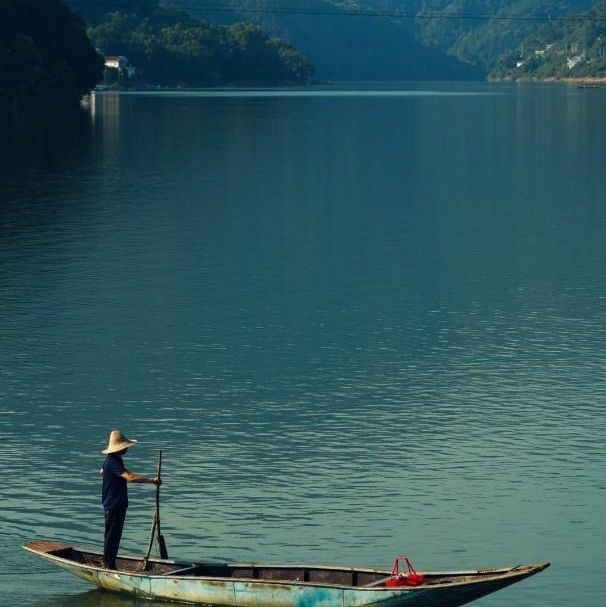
[141,511,157,570]
[142,450,167,570]
[156,450,168,559]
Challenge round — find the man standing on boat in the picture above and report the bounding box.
[101,429,161,570]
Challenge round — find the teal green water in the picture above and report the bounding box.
[1,83,605,607]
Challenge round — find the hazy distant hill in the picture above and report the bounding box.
[174,0,484,79]
[168,0,597,78]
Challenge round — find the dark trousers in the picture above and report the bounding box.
[104,507,127,569]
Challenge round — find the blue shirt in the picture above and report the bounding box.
[101,454,128,511]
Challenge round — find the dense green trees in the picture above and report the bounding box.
[87,4,314,86]
[411,0,594,71]
[73,0,604,81]
[0,0,103,113]
[490,0,606,79]
[124,0,596,78]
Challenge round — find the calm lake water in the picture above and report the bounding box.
[1,82,605,607]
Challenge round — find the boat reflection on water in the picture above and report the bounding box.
[29,589,168,607]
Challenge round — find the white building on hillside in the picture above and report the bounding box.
[567,54,584,70]
[104,56,136,78]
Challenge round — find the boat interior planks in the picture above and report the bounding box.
[26,542,389,585]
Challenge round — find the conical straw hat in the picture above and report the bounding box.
[102,429,138,454]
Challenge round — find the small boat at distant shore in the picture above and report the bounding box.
[24,539,549,607]
[578,84,600,89]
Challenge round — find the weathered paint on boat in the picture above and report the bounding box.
[23,539,549,607]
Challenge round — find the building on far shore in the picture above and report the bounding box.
[567,54,584,70]
[103,56,136,81]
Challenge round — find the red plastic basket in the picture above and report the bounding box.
[385,556,425,587]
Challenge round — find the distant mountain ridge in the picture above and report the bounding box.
[178,0,485,79]
[174,0,600,78]
[67,0,483,79]
[66,0,606,80]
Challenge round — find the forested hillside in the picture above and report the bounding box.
[66,1,313,85]
[67,0,483,80]
[66,0,606,80]
[171,0,599,78]
[491,0,606,78]
[183,0,483,79]
[89,5,313,85]
[408,0,593,71]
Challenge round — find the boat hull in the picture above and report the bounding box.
[23,540,549,607]
[91,573,538,607]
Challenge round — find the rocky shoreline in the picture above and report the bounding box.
[543,77,606,84]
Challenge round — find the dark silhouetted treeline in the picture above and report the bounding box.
[0,0,103,114]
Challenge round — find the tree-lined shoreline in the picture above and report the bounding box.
[0,0,314,115]
[2,0,604,116]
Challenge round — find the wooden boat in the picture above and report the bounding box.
[24,539,549,607]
